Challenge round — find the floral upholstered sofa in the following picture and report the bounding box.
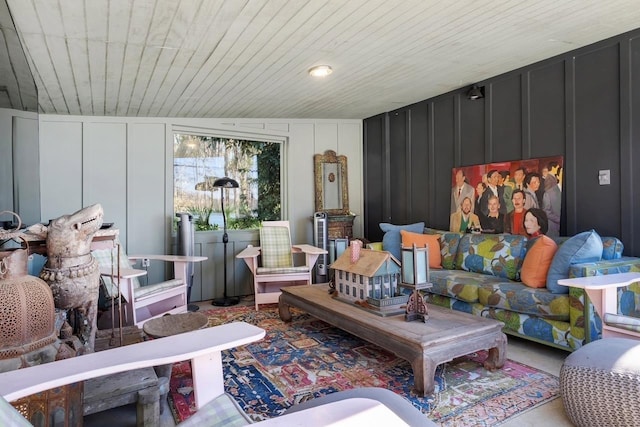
[374,223,640,352]
[420,229,640,352]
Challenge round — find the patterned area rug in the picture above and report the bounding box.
[169,305,559,426]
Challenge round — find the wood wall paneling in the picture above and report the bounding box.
[489,75,522,162]
[12,116,40,225]
[363,29,640,254]
[389,109,409,225]
[127,123,167,283]
[83,122,128,248]
[459,94,485,166]
[39,121,82,220]
[432,97,455,231]
[574,45,621,237]
[363,114,385,241]
[529,62,566,157]
[628,37,640,255]
[409,102,429,224]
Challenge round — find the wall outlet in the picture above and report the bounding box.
[598,170,611,185]
[141,258,150,267]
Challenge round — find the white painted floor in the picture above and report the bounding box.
[85,298,574,426]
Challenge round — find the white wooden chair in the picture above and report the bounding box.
[236,221,326,310]
[92,246,206,327]
[0,323,432,426]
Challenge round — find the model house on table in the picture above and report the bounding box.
[330,246,405,313]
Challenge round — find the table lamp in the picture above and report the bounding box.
[400,244,432,322]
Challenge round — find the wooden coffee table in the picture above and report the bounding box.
[279,284,507,395]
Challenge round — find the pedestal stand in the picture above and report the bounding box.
[404,283,432,322]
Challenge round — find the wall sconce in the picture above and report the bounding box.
[467,84,484,100]
[400,244,432,322]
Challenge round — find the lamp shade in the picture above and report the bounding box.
[213,177,239,188]
[401,244,429,285]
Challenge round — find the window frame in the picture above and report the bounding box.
[172,125,288,226]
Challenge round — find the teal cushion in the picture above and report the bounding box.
[546,229,603,294]
[379,222,424,260]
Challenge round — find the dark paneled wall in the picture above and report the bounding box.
[363,29,640,256]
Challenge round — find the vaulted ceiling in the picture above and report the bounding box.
[5,0,640,119]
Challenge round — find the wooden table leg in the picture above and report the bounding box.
[279,295,292,322]
[483,334,507,370]
[411,355,437,396]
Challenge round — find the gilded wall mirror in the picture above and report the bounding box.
[314,150,349,215]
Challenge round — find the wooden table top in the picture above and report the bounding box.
[281,284,503,346]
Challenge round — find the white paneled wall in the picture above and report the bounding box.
[37,115,363,257]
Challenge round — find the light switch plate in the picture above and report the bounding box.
[599,169,611,185]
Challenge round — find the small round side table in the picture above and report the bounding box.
[143,311,209,379]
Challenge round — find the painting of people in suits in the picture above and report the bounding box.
[450,156,563,236]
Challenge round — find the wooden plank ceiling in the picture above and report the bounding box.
[5,0,640,119]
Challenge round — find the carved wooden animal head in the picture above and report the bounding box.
[46,204,104,259]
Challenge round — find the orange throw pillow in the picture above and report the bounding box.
[521,235,558,288]
[400,230,442,269]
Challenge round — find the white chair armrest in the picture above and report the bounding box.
[0,322,265,410]
[236,246,261,259]
[292,244,327,255]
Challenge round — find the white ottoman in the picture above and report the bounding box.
[560,338,640,426]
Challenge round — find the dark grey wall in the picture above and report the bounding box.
[363,28,640,256]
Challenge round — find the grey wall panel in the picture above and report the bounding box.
[39,121,82,221]
[490,75,522,162]
[83,122,128,248]
[363,114,385,241]
[629,37,640,255]
[529,62,566,158]
[127,123,167,284]
[409,102,429,223]
[12,116,39,225]
[432,97,455,231]
[389,109,409,224]
[459,95,485,166]
[574,45,621,237]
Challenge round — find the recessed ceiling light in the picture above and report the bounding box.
[308,65,333,78]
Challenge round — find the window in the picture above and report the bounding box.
[173,134,281,230]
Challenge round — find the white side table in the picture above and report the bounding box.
[558,272,640,339]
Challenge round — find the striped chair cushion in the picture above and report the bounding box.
[260,225,293,268]
[178,393,251,426]
[604,313,640,333]
[257,266,310,274]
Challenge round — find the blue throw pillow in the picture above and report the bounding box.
[546,229,603,294]
[379,222,425,260]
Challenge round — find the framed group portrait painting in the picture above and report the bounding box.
[450,156,563,237]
